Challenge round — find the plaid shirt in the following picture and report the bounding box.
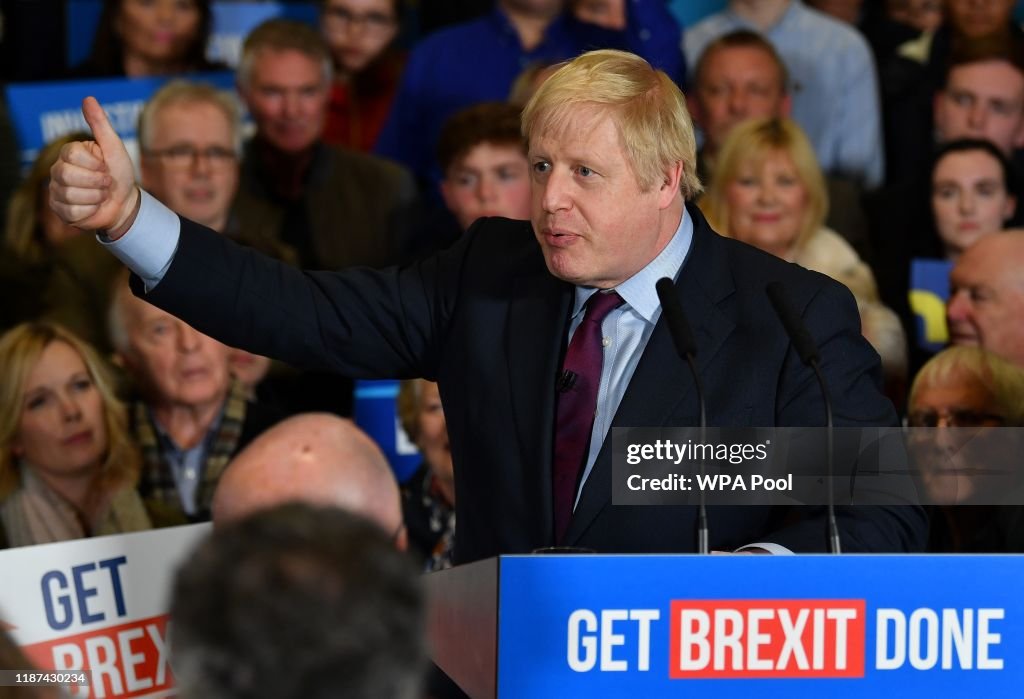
[133,380,248,522]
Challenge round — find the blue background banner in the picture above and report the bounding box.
[5,72,237,170]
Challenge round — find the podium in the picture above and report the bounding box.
[427,554,1024,698]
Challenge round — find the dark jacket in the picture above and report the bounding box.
[133,203,928,562]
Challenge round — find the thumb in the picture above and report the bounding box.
[81,96,125,159]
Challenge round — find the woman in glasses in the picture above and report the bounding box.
[906,345,1024,551]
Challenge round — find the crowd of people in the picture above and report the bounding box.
[2,1,1024,695]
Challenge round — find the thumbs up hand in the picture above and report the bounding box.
[49,96,140,239]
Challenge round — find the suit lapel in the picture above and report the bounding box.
[564,207,737,545]
[507,263,573,546]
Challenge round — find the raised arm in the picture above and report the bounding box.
[50,97,141,239]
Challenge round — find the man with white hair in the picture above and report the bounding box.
[232,19,417,271]
[947,231,1024,367]
[44,80,249,353]
[109,270,281,521]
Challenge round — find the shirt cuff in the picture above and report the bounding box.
[736,542,795,555]
[97,189,180,292]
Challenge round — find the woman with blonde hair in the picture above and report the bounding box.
[702,117,878,303]
[702,118,908,403]
[4,132,90,265]
[0,322,168,548]
[396,378,454,571]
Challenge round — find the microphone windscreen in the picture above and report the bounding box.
[766,281,820,365]
[656,277,698,358]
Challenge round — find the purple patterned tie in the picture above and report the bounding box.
[553,291,624,543]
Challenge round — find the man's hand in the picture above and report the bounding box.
[49,96,140,239]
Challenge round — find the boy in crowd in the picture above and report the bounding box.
[438,102,532,232]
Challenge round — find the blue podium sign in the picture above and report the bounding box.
[496,555,1021,697]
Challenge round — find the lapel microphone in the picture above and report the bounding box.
[766,281,842,554]
[556,370,578,393]
[655,277,710,555]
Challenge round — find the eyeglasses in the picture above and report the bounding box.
[323,6,396,34]
[144,145,237,169]
[906,408,1006,428]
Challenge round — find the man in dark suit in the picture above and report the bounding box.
[234,19,418,270]
[51,50,926,561]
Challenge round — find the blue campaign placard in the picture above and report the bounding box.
[206,0,319,67]
[5,72,237,170]
[909,257,953,354]
[353,379,422,483]
[497,555,1022,698]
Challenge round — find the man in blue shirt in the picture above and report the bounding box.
[685,0,885,188]
[51,50,924,559]
[375,0,684,193]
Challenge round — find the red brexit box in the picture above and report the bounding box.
[23,614,173,699]
[669,599,866,679]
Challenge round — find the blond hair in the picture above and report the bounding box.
[521,49,702,198]
[703,117,828,255]
[909,346,1024,426]
[0,322,140,498]
[138,79,243,153]
[396,379,424,443]
[4,132,90,264]
[859,301,908,387]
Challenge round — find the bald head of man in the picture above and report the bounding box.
[212,413,405,547]
[947,231,1024,367]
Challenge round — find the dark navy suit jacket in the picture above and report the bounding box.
[136,203,927,562]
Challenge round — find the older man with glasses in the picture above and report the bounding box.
[905,345,1024,551]
[41,80,246,354]
[138,80,242,235]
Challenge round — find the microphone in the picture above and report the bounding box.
[556,370,578,393]
[655,277,709,555]
[765,282,841,554]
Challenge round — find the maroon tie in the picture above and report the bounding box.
[553,291,624,543]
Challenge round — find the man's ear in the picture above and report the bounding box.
[235,77,253,111]
[139,158,155,191]
[1013,122,1024,150]
[686,93,705,129]
[111,351,128,370]
[1004,193,1018,222]
[440,179,457,214]
[780,93,793,117]
[658,161,684,208]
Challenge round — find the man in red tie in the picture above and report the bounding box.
[50,49,925,560]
